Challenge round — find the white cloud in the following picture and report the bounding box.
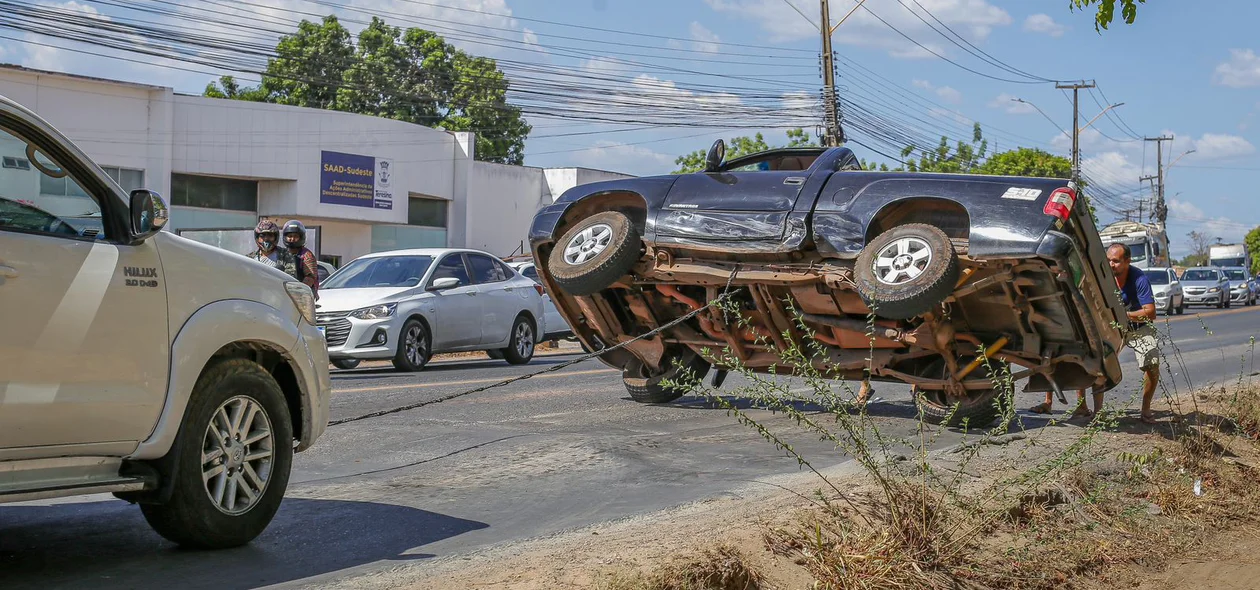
[704,0,1010,58]
[928,107,970,126]
[988,92,1036,115]
[1185,132,1256,160]
[1023,13,1065,37]
[1081,151,1143,186]
[689,22,722,54]
[631,74,742,110]
[1166,199,1248,251]
[1214,49,1260,88]
[781,90,818,126]
[912,79,962,104]
[568,140,676,175]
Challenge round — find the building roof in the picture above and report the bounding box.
[0,62,170,92]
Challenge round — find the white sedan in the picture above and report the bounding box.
[507,260,574,341]
[316,248,546,371]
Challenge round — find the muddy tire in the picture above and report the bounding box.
[547,211,641,296]
[917,388,1003,428]
[139,359,293,549]
[623,351,711,404]
[855,224,960,320]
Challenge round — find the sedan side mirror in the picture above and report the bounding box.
[704,138,725,173]
[429,277,460,291]
[129,189,168,241]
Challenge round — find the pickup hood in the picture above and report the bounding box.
[315,287,419,314]
[152,231,303,344]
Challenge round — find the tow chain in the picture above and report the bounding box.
[328,268,741,427]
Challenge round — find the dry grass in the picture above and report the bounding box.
[1228,384,1260,440]
[597,545,764,590]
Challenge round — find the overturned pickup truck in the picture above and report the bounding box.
[528,141,1127,426]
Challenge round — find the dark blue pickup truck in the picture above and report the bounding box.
[528,141,1127,426]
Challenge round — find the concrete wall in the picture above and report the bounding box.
[0,66,174,197]
[466,161,549,257]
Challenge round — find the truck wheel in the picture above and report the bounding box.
[917,388,1002,428]
[139,359,292,549]
[393,318,431,372]
[501,315,536,365]
[331,359,360,370]
[855,224,960,320]
[622,350,711,404]
[547,211,641,296]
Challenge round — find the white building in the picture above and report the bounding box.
[0,64,631,266]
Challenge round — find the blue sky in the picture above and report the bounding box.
[2,0,1258,256]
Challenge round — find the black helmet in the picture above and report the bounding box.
[282,220,306,250]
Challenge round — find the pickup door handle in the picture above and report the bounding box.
[0,265,16,279]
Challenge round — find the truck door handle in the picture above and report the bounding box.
[0,265,16,279]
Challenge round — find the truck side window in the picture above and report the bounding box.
[0,124,105,241]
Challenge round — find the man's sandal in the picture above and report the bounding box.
[1028,402,1053,415]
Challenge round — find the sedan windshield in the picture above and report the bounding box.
[1182,269,1218,281]
[1146,271,1168,285]
[322,255,434,289]
[1225,269,1247,281]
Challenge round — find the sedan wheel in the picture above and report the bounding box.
[392,319,431,372]
[502,316,536,365]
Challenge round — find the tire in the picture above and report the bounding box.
[392,318,431,372]
[623,350,711,404]
[547,211,641,296]
[854,223,960,320]
[486,349,504,360]
[501,315,536,365]
[331,359,360,370]
[914,356,1002,428]
[1164,298,1174,316]
[1175,298,1185,315]
[139,359,293,549]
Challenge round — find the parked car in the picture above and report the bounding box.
[1180,267,1230,308]
[1145,267,1185,315]
[1221,266,1257,306]
[316,248,546,371]
[527,140,1128,427]
[0,94,331,548]
[317,260,336,283]
[506,259,575,341]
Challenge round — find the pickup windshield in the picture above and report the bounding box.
[323,255,434,289]
[1182,269,1218,281]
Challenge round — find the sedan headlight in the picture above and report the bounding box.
[285,282,317,325]
[1208,287,1220,293]
[351,303,397,320]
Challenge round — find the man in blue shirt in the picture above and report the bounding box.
[1031,243,1161,423]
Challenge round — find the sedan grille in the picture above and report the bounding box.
[1185,287,1206,295]
[318,315,353,347]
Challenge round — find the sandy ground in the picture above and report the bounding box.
[315,408,1254,590]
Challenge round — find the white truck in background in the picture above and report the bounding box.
[1098,220,1170,269]
[1210,242,1252,269]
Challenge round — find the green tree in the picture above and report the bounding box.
[672,129,817,173]
[974,147,1071,177]
[1071,0,1144,31]
[1245,225,1260,275]
[203,15,530,164]
[899,123,988,173]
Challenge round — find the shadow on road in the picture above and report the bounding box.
[0,496,487,590]
[331,356,590,381]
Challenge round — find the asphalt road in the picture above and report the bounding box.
[3,305,1259,589]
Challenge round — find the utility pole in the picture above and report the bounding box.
[1140,135,1174,225]
[1055,80,1096,188]
[818,0,862,146]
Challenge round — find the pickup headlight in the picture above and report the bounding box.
[351,303,397,320]
[285,282,317,325]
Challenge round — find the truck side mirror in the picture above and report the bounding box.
[704,139,725,173]
[129,189,168,241]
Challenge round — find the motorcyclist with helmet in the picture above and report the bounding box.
[281,220,320,298]
[246,219,297,276]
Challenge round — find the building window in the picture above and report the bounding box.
[101,166,145,193]
[170,173,258,212]
[41,173,91,198]
[408,196,448,228]
[2,156,29,170]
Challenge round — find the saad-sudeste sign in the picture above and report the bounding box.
[319,150,394,210]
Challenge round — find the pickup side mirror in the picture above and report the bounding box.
[429,277,461,291]
[129,189,168,241]
[704,139,725,173]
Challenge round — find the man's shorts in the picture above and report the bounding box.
[1125,323,1160,370]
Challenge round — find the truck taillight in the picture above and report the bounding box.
[1043,187,1077,221]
